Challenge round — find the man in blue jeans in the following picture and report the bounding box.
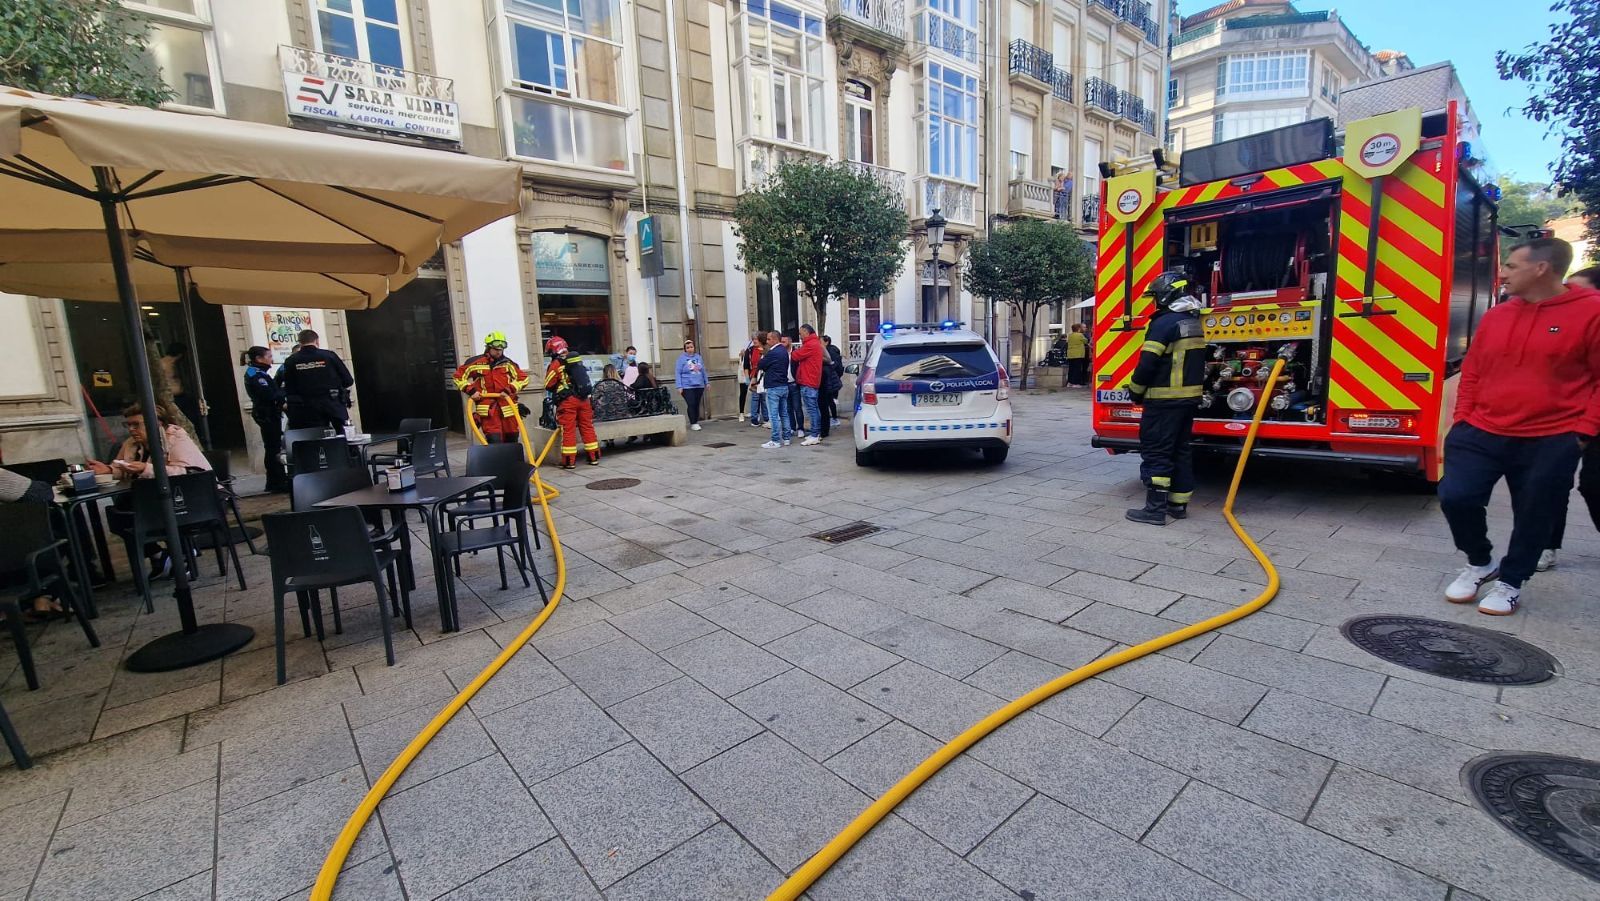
[758,330,792,448]
[791,324,826,446]
[1439,237,1600,616]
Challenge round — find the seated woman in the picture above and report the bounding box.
[628,363,675,418]
[591,363,636,424]
[0,467,65,620]
[89,403,211,580]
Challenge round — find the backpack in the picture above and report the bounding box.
[568,361,594,400]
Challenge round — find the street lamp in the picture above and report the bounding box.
[926,206,946,321]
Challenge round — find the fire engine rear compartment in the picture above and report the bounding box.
[1163,184,1339,426]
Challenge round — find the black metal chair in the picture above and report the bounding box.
[292,468,413,622]
[201,449,259,555]
[0,699,28,769]
[444,442,542,551]
[120,473,247,612]
[438,459,546,620]
[263,507,411,684]
[282,428,326,457]
[291,437,356,475]
[366,417,433,480]
[0,499,100,692]
[408,428,451,478]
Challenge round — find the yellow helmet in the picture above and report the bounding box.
[482,330,509,349]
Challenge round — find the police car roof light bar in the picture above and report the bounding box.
[880,321,965,335]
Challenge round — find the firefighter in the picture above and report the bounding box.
[279,329,354,430]
[454,331,531,444]
[543,336,599,468]
[1126,270,1208,525]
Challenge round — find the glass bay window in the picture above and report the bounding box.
[501,0,629,171]
[737,0,826,149]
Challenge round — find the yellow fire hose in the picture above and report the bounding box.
[766,357,1287,900]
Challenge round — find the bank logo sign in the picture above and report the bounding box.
[283,72,462,144]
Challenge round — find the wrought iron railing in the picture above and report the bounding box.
[827,0,907,41]
[846,160,908,209]
[1008,40,1053,84]
[913,11,978,63]
[1085,77,1120,114]
[278,45,454,101]
[1050,67,1073,102]
[1172,21,1218,46]
[1081,192,1101,227]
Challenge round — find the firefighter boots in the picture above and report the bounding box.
[560,455,577,470]
[1126,488,1169,526]
[1167,502,1188,520]
[586,452,601,466]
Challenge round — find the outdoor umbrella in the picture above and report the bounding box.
[0,87,521,672]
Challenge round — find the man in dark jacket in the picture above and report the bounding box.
[279,329,354,430]
[819,335,844,438]
[758,330,793,448]
[1439,237,1600,616]
[1125,271,1207,526]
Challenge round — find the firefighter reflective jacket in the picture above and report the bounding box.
[454,353,530,418]
[544,356,593,403]
[1129,310,1207,403]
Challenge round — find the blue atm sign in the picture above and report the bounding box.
[638,215,664,278]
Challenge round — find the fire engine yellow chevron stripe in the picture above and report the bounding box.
[1393,159,1447,207]
[1329,341,1414,410]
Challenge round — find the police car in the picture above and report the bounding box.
[851,321,1013,467]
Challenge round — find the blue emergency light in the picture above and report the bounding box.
[880,321,965,336]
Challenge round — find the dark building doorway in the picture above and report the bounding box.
[347,275,462,433]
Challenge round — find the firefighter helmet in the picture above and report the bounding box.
[545,336,569,356]
[1151,270,1200,313]
[482,330,509,350]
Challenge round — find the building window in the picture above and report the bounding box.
[1009,112,1033,181]
[314,0,408,69]
[1167,76,1179,107]
[125,1,222,110]
[1051,20,1072,70]
[1009,0,1033,43]
[737,0,826,148]
[923,61,978,183]
[1217,108,1306,142]
[1320,64,1342,101]
[919,0,978,64]
[844,80,875,164]
[501,0,628,171]
[846,295,883,354]
[1222,50,1310,99]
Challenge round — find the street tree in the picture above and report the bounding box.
[0,0,172,107]
[965,218,1095,390]
[1497,0,1600,242]
[1494,174,1580,259]
[732,158,908,340]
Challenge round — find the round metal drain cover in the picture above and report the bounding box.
[585,478,641,491]
[1339,615,1557,685]
[1464,753,1600,882]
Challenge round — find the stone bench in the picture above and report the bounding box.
[531,411,687,451]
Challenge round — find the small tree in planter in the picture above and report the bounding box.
[966,219,1095,390]
[733,158,908,339]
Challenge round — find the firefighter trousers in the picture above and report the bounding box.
[1138,401,1198,504]
[557,396,600,461]
[473,406,520,443]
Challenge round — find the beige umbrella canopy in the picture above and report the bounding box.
[0,86,523,673]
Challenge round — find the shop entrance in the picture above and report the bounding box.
[534,232,613,361]
[347,274,462,433]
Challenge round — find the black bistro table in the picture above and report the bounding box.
[49,482,129,618]
[315,475,493,632]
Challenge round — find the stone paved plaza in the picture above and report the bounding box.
[1,391,1597,900]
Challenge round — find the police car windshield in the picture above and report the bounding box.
[879,344,994,380]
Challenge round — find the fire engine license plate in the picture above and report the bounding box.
[913,393,961,407]
[1097,388,1133,404]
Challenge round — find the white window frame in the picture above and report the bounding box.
[1009,112,1033,181]
[846,294,884,353]
[310,0,411,70]
[1050,19,1072,71]
[497,0,632,173]
[123,0,224,113]
[735,0,828,151]
[844,81,875,164]
[922,60,980,186]
[1222,50,1310,100]
[1009,0,1034,44]
[1167,75,1179,107]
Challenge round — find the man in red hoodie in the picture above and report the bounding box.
[1439,237,1600,615]
[791,324,826,445]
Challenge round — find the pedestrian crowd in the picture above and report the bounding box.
[740,327,843,449]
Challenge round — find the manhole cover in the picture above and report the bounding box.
[1464,753,1600,882]
[585,478,641,491]
[704,442,735,448]
[1340,615,1557,685]
[809,521,884,544]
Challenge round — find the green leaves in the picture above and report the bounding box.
[732,158,909,337]
[966,218,1096,386]
[0,0,173,108]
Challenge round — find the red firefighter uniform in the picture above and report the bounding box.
[544,337,599,467]
[453,334,530,442]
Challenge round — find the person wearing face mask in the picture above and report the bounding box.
[240,345,288,493]
[454,331,531,444]
[620,346,640,386]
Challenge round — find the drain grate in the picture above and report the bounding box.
[704,442,736,448]
[809,521,884,544]
[1464,753,1600,883]
[1340,615,1557,685]
[585,478,641,491]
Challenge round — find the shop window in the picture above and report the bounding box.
[533,232,613,356]
[125,0,222,110]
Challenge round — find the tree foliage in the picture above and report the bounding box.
[732,159,909,339]
[1495,174,1580,259]
[1497,0,1600,242]
[0,0,172,107]
[965,219,1095,388]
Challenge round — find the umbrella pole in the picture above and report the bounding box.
[93,168,252,672]
[173,269,213,449]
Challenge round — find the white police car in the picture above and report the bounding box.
[851,321,1013,466]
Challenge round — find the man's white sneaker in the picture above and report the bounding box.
[782,439,791,446]
[1445,563,1499,603]
[690,423,702,431]
[1478,581,1521,616]
[801,436,821,446]
[761,440,781,449]
[1537,549,1558,572]
[738,413,746,422]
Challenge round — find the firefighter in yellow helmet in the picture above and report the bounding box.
[453,330,530,443]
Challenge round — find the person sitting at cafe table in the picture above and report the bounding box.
[92,404,212,581]
[1,466,64,619]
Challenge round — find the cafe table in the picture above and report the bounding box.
[314,475,494,632]
[49,482,129,619]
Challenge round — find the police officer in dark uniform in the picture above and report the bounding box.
[240,345,289,492]
[1126,270,1208,525]
[279,329,354,430]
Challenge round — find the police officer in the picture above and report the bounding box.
[240,345,288,492]
[1126,270,1208,525]
[279,329,354,430]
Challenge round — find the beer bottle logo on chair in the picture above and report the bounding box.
[308,525,328,560]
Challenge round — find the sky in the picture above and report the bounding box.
[1291,0,1567,183]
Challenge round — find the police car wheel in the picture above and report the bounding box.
[854,448,875,467]
[981,446,1009,465]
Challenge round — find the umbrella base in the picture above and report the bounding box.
[125,623,255,673]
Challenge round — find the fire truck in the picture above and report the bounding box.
[1090,63,1500,482]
